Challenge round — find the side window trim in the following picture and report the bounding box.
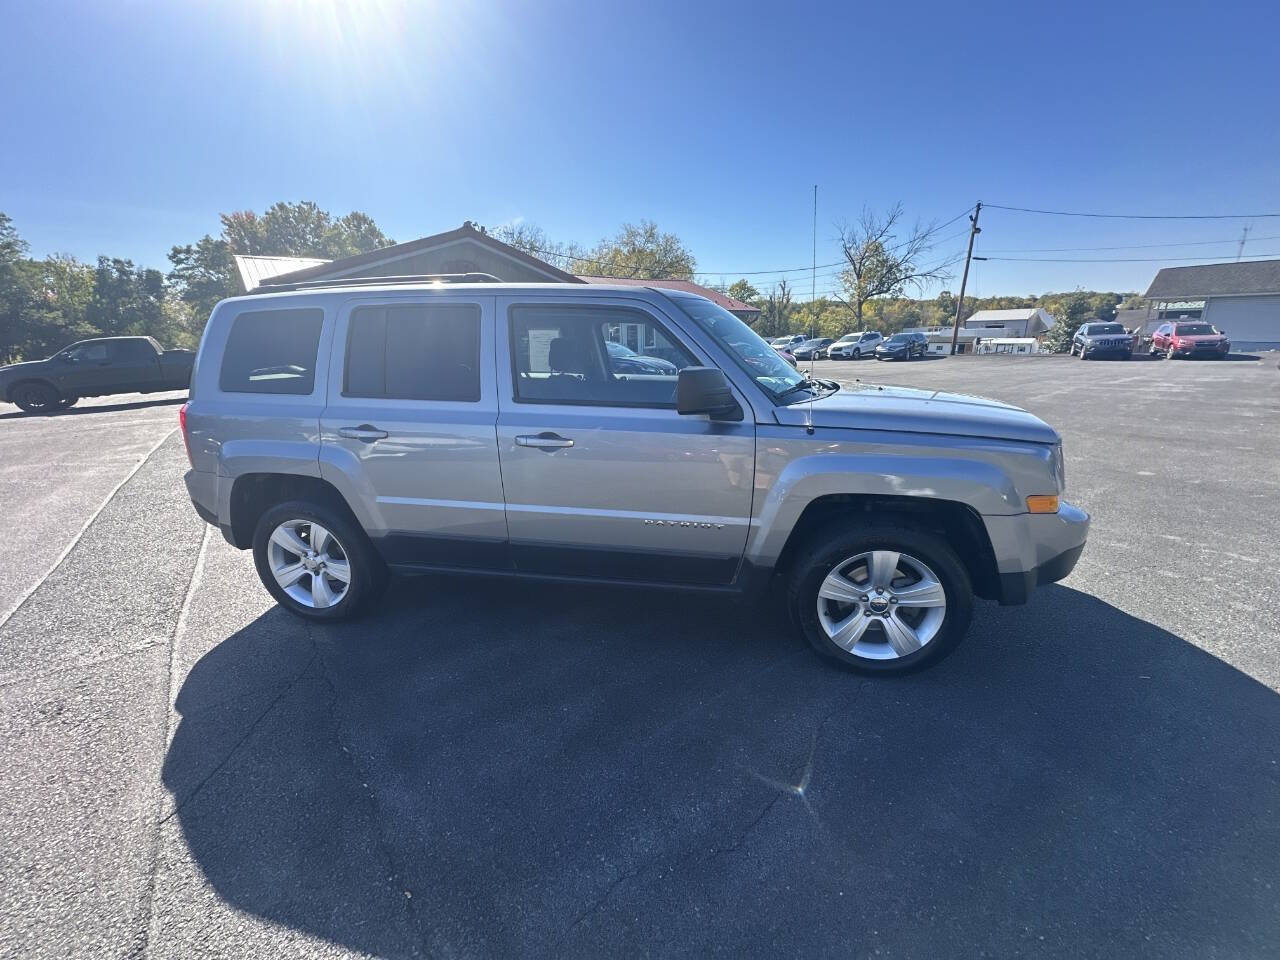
[506,302,698,410]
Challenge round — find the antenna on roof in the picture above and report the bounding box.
[806,184,818,435]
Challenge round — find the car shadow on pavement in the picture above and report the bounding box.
[0,394,187,420]
[162,579,1280,958]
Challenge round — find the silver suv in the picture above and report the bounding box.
[181,278,1088,673]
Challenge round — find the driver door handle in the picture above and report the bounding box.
[338,425,389,442]
[515,432,574,449]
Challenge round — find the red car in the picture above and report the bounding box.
[1151,321,1230,359]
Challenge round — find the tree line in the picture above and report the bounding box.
[1,201,1136,364]
[0,202,396,363]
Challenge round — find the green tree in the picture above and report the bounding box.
[727,279,761,304]
[168,202,394,320]
[1042,291,1094,352]
[581,220,696,279]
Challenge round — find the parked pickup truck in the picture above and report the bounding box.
[0,336,194,413]
[181,278,1089,675]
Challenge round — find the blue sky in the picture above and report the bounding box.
[3,0,1278,300]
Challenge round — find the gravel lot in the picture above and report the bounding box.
[2,356,1278,959]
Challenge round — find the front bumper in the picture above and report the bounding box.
[983,501,1090,605]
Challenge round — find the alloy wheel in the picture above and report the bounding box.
[815,550,947,660]
[267,519,352,609]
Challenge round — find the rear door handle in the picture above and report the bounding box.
[338,425,389,442]
[515,432,574,449]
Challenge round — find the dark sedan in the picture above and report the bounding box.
[875,332,928,360]
[791,337,834,361]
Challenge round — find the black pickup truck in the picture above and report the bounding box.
[0,336,194,413]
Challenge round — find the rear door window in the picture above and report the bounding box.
[344,303,481,401]
[219,308,324,394]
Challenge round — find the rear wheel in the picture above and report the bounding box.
[57,395,79,409]
[11,382,61,413]
[790,524,973,674]
[252,500,385,621]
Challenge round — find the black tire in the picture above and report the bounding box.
[251,499,386,622]
[789,523,974,675]
[11,381,61,413]
[57,395,79,410]
[852,349,861,359]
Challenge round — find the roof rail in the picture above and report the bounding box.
[257,273,504,292]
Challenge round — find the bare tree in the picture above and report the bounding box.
[756,279,794,338]
[836,204,956,324]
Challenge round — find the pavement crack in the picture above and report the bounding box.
[158,650,317,826]
[307,622,428,958]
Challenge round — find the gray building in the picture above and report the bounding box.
[232,221,761,323]
[1143,259,1280,349]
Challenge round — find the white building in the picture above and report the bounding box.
[976,337,1044,355]
[962,308,1055,338]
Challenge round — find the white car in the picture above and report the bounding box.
[827,331,883,360]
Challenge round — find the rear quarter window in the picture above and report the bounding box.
[219,308,324,395]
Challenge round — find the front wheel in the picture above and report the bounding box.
[852,349,861,359]
[11,382,61,413]
[57,395,79,409]
[790,524,974,674]
[252,500,385,621]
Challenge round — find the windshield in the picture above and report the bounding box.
[668,293,807,399]
[836,334,859,342]
[886,334,910,343]
[605,340,637,357]
[1175,323,1217,335]
[1088,323,1125,335]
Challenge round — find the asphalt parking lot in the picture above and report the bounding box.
[2,355,1278,959]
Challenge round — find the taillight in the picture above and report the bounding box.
[179,402,193,467]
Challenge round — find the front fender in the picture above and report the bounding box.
[746,446,1027,566]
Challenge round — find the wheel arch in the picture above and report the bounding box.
[227,472,362,549]
[771,494,1002,602]
[5,377,61,404]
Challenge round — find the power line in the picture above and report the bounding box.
[981,251,1280,263]
[986,203,1280,221]
[983,233,1280,253]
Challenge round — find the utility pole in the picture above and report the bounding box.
[949,201,982,356]
[1237,224,1251,261]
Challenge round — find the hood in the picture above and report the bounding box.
[0,359,48,378]
[775,382,1060,444]
[1174,334,1227,343]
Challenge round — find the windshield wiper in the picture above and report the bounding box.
[775,378,824,403]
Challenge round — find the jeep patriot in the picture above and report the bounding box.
[181,278,1089,673]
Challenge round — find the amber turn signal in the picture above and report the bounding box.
[1026,495,1060,514]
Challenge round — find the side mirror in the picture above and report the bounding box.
[677,367,741,421]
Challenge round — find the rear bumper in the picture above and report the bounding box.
[184,469,233,542]
[984,501,1090,605]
